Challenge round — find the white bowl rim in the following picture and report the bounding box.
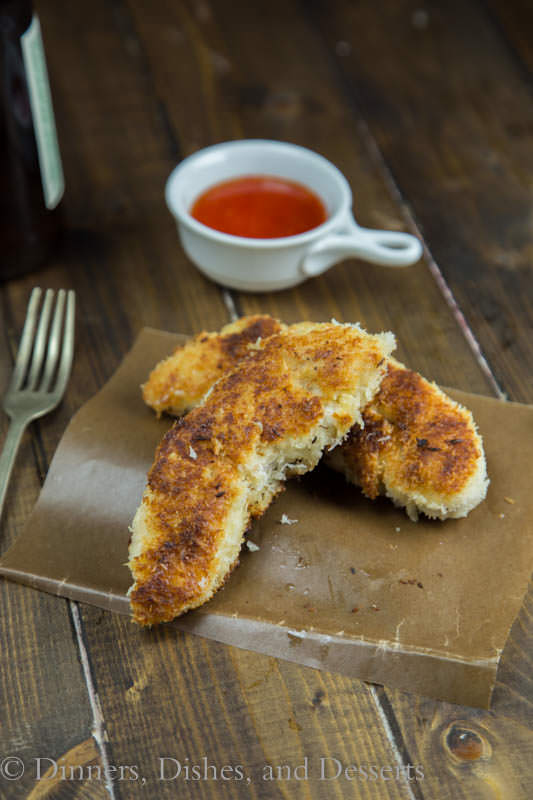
[165,139,353,250]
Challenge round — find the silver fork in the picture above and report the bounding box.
[0,288,75,521]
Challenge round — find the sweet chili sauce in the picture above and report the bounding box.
[190,175,327,238]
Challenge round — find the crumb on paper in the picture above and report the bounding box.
[370,603,380,611]
[189,445,197,460]
[246,540,260,552]
[499,513,505,519]
[280,514,298,525]
[399,578,423,588]
[287,629,304,641]
[395,527,401,532]
[504,497,515,505]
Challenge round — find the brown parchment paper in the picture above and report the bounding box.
[1,328,533,708]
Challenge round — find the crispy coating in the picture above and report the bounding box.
[129,322,394,625]
[142,315,488,521]
[142,315,285,416]
[326,359,489,519]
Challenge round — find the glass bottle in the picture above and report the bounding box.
[0,0,64,279]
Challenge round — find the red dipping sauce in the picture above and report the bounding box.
[190,175,327,239]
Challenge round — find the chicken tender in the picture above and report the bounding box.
[142,315,488,521]
[325,359,489,520]
[142,315,285,416]
[129,322,395,625]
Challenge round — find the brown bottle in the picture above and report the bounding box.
[0,0,64,279]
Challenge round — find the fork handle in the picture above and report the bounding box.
[0,417,30,523]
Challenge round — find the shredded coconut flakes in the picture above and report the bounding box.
[280,514,298,525]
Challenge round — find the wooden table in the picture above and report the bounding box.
[1,1,532,797]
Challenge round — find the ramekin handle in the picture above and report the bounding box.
[301,224,422,277]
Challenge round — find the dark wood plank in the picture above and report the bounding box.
[81,616,411,799]
[24,738,108,800]
[484,0,533,76]
[37,0,230,345]
[307,0,533,404]
[492,580,533,726]
[371,685,533,800]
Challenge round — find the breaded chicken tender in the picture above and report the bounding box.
[325,359,489,520]
[142,315,284,416]
[129,322,395,625]
[142,315,488,521]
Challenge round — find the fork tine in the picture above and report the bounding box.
[26,289,55,391]
[40,290,66,392]
[52,290,75,398]
[10,287,42,391]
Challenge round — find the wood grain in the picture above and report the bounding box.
[373,685,533,800]
[485,0,533,76]
[39,0,229,343]
[307,0,533,404]
[82,616,415,798]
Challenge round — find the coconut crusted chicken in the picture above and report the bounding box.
[142,315,488,521]
[142,315,284,416]
[129,321,395,625]
[325,359,489,520]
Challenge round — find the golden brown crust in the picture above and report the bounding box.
[129,441,245,623]
[129,322,393,625]
[142,315,286,416]
[141,315,487,520]
[335,360,483,505]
